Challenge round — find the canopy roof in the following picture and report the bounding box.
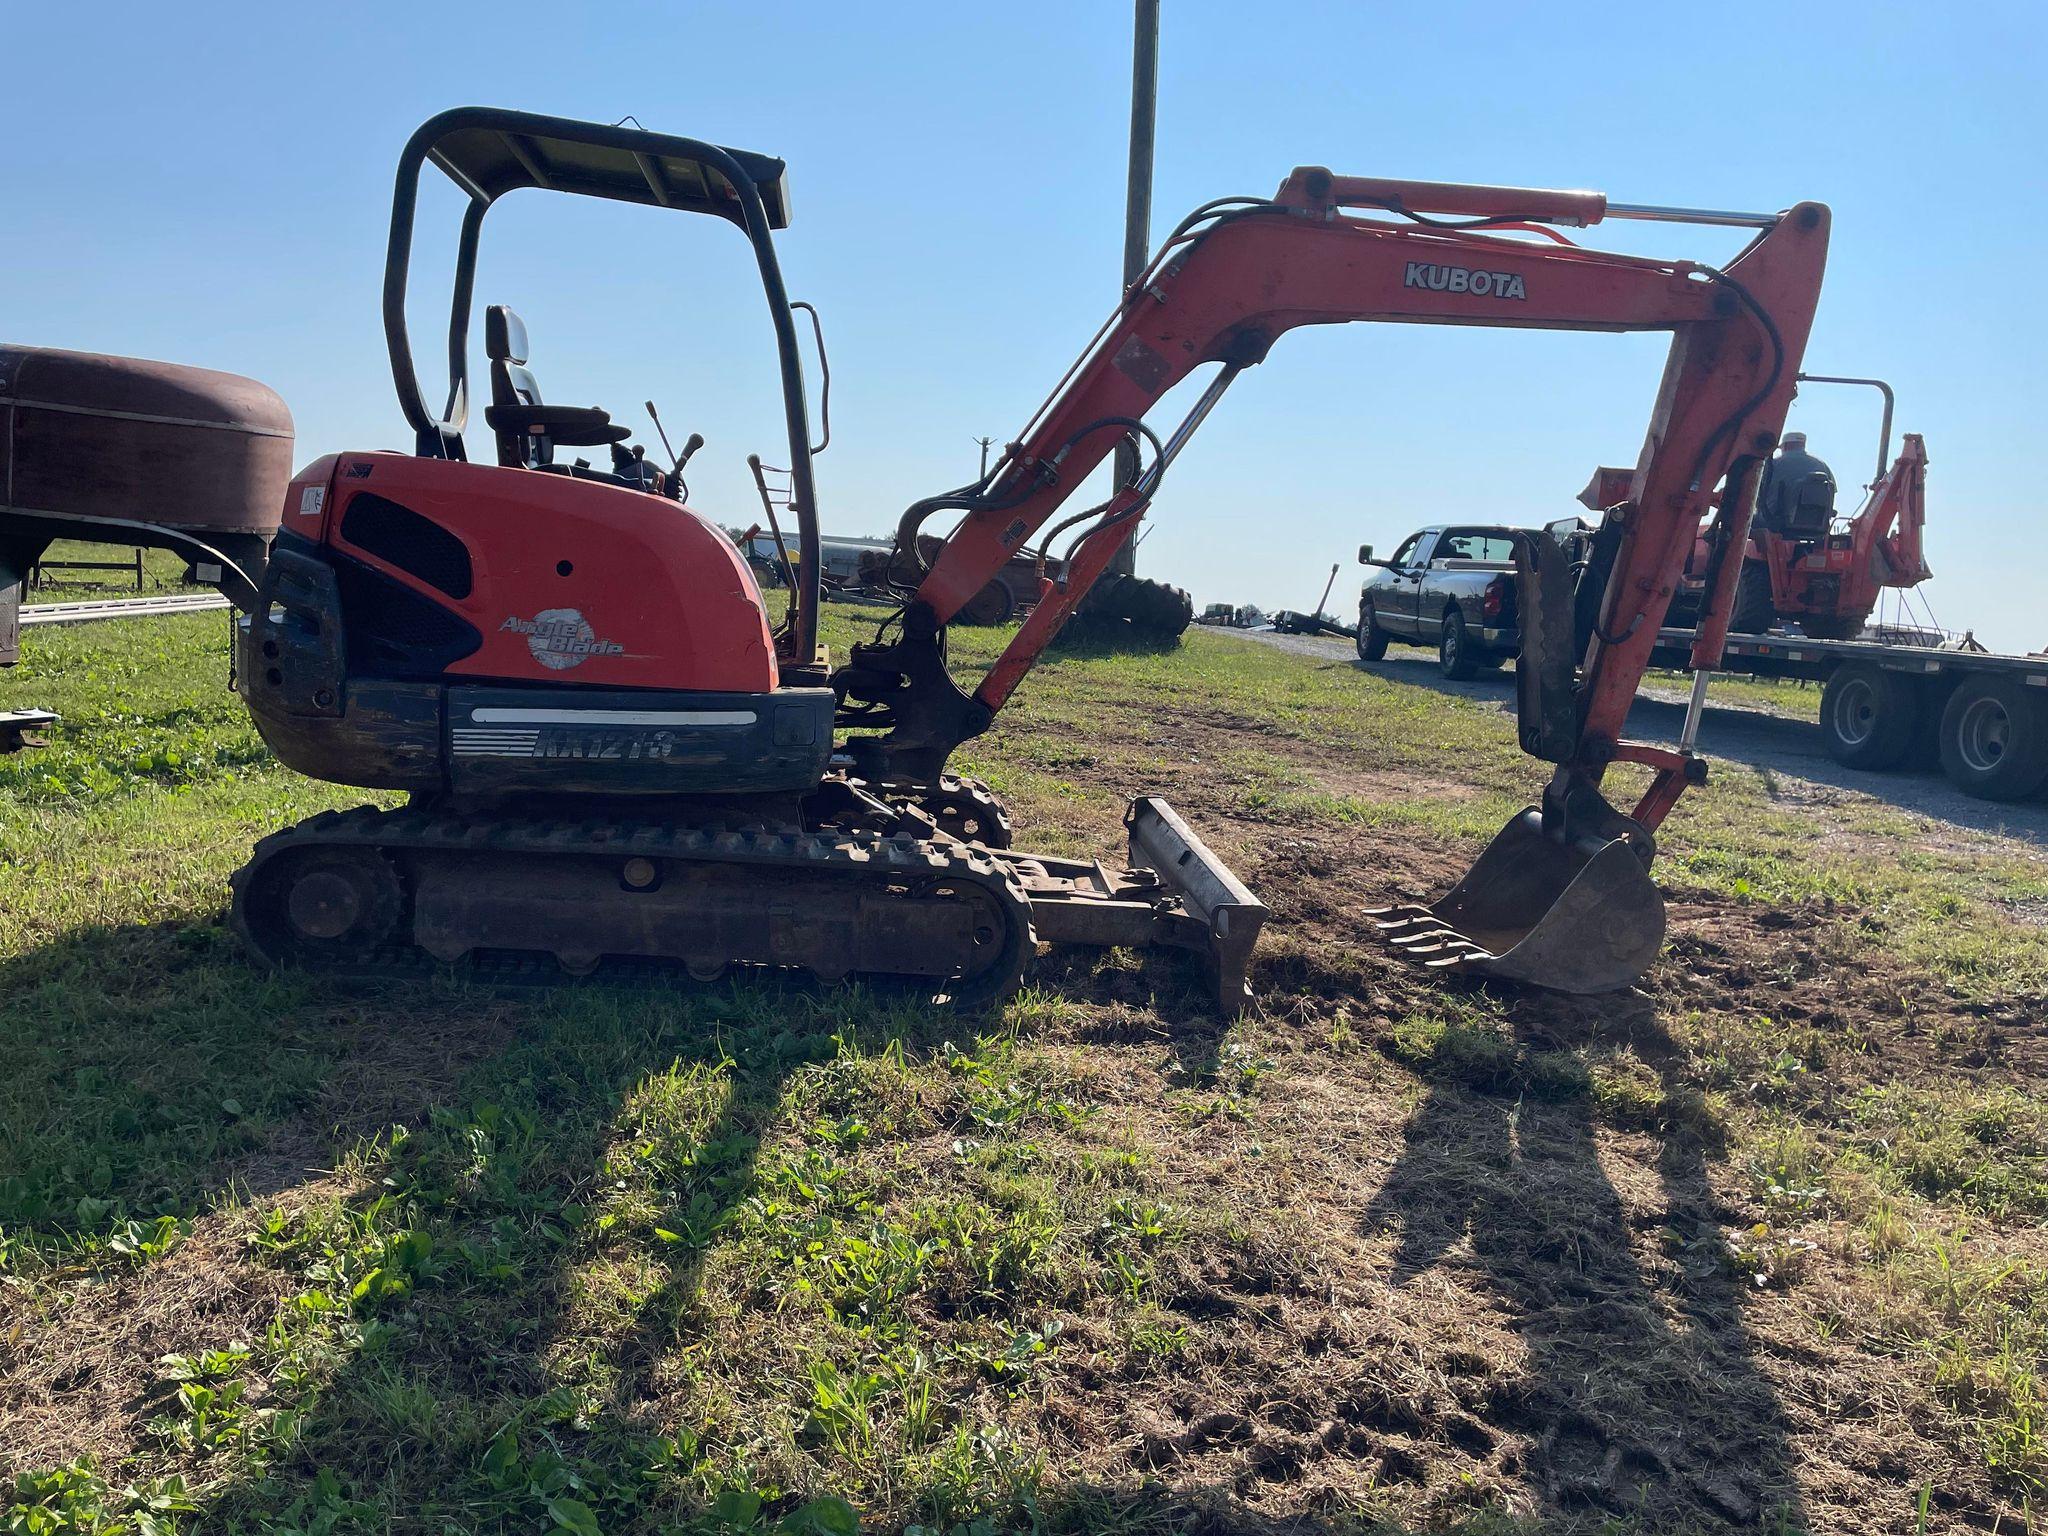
[413,107,791,228]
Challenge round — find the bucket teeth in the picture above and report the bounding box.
[1368,808,1667,995]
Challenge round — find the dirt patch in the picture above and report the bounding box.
[0,1193,315,1473]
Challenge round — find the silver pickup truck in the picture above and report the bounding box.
[1355,524,1524,678]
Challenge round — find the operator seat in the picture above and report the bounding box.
[482,304,630,471]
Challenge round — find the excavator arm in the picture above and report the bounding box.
[846,170,1827,778]
[834,167,1828,993]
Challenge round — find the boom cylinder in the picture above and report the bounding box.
[1279,168,1609,227]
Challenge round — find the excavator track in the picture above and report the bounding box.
[229,804,1034,1002]
[871,774,1014,849]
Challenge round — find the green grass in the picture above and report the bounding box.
[5,602,2048,1531]
[18,539,202,604]
[1646,666,1823,722]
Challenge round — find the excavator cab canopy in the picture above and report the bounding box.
[382,106,802,457]
[380,105,822,660]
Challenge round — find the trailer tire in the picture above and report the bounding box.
[1729,560,1776,634]
[1820,664,1921,771]
[1439,607,1478,681]
[1356,599,1389,661]
[957,578,1016,627]
[1938,676,2048,801]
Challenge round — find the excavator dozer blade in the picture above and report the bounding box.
[1125,795,1268,1011]
[1002,795,1268,1015]
[1367,809,1665,994]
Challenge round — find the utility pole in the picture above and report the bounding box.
[1108,0,1159,582]
[972,435,995,479]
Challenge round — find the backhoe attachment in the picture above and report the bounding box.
[850,163,1828,1001]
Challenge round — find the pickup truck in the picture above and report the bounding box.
[1355,524,1525,678]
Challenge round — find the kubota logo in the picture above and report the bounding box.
[1403,261,1527,301]
[500,609,624,670]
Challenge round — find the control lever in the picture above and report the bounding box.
[620,442,669,494]
[645,401,704,501]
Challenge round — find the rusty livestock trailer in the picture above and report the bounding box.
[1,345,291,668]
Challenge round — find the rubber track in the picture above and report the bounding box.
[229,802,1035,994]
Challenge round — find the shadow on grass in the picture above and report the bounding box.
[4,911,1802,1533]
[2,916,1222,1531]
[1043,622,1188,660]
[0,916,994,1521]
[1364,989,1805,1530]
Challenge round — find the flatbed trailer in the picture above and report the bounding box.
[1651,627,2048,802]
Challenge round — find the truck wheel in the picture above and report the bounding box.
[1938,676,2048,801]
[1439,607,1478,681]
[1819,664,1921,770]
[1729,560,1776,634]
[1799,614,1866,641]
[1356,599,1389,661]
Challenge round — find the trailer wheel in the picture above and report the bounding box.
[1356,599,1389,661]
[957,578,1016,627]
[1938,676,2048,801]
[1819,664,1921,770]
[1439,607,1478,680]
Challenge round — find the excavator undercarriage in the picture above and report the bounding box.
[231,784,1264,1010]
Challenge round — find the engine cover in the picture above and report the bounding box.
[240,455,830,797]
[278,453,778,692]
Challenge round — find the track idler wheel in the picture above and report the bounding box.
[234,844,405,964]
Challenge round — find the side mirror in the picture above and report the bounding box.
[1358,544,1373,564]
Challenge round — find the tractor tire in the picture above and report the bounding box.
[1938,676,2048,802]
[957,578,1016,627]
[1728,560,1777,634]
[1128,575,1194,639]
[1072,573,1193,642]
[1356,598,1389,661]
[1797,614,1867,641]
[1438,607,1478,681]
[1819,664,1922,771]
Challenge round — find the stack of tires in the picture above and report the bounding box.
[1821,664,2048,802]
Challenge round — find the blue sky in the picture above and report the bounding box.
[7,1,2043,648]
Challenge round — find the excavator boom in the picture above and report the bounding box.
[841,167,1830,992]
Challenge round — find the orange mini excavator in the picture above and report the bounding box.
[17,109,1832,1007]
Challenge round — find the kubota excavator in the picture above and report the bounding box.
[4,108,1832,1006]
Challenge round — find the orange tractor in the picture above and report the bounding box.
[1581,373,1929,641]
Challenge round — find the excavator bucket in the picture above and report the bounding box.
[1366,529,1664,994]
[1366,809,1665,993]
